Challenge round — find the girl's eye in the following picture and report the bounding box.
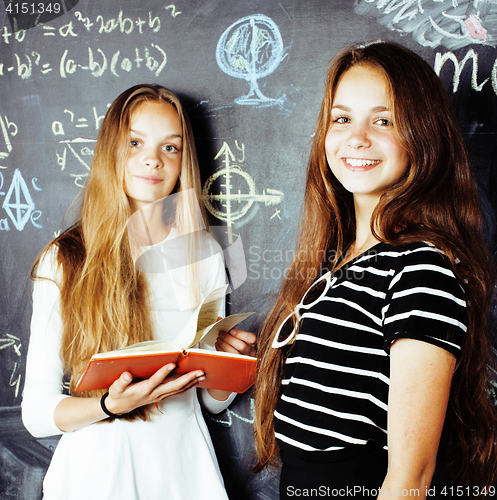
[163,145,179,153]
[374,118,393,126]
[334,116,350,124]
[130,140,141,147]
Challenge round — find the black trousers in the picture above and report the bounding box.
[279,441,388,499]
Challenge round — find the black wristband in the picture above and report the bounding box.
[100,392,128,419]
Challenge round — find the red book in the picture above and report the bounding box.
[75,287,255,393]
[75,341,256,394]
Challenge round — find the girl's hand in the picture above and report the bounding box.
[215,329,257,357]
[104,364,205,415]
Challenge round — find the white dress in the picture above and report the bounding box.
[22,229,235,500]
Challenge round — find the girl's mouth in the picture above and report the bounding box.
[135,175,163,184]
[344,158,381,171]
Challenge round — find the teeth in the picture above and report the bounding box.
[345,158,379,167]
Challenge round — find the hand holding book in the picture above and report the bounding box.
[75,286,257,394]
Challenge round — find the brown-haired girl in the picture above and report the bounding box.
[22,84,255,500]
[254,42,497,498]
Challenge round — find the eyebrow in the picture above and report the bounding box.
[130,129,183,140]
[332,104,391,113]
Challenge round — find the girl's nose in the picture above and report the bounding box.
[144,148,164,169]
[347,125,371,149]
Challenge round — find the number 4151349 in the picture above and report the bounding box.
[440,486,496,497]
[6,2,62,15]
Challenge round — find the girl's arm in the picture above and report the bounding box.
[54,365,205,432]
[22,248,70,438]
[380,338,456,499]
[22,248,206,436]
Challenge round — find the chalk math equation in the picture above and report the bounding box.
[0,6,180,44]
[52,104,107,187]
[1,43,168,80]
[0,5,184,81]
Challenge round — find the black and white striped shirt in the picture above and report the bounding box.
[274,242,467,460]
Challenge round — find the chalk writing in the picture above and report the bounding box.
[52,106,107,135]
[55,139,94,187]
[0,7,179,45]
[165,5,182,18]
[0,115,18,168]
[0,169,42,231]
[216,14,285,107]
[9,362,22,398]
[0,42,168,80]
[0,334,22,398]
[44,10,162,37]
[202,142,284,243]
[0,334,22,356]
[52,105,106,186]
[1,25,27,44]
[434,48,497,94]
[354,0,497,50]
[0,8,172,45]
[204,397,255,427]
[60,44,167,78]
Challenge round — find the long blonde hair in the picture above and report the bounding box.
[32,84,209,420]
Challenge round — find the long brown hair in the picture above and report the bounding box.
[31,84,208,421]
[254,41,497,487]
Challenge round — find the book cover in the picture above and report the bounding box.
[75,287,256,393]
[75,343,257,393]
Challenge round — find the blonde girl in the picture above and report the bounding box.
[22,84,254,500]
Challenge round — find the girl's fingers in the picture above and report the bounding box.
[230,329,257,346]
[111,371,134,394]
[109,367,204,412]
[146,363,176,386]
[216,329,257,356]
[152,370,205,399]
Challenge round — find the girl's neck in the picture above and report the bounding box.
[131,200,172,246]
[339,195,381,268]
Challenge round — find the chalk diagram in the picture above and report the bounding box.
[57,138,96,187]
[354,0,496,50]
[0,169,42,231]
[216,14,284,107]
[202,142,283,243]
[52,107,102,187]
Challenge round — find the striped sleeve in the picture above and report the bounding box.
[382,247,467,356]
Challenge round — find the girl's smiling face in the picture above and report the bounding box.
[124,100,183,212]
[325,63,410,205]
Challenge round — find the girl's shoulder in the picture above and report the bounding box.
[373,241,451,268]
[374,241,462,295]
[33,225,84,281]
[354,241,459,286]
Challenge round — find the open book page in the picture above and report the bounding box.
[199,312,254,346]
[90,340,182,358]
[177,285,227,348]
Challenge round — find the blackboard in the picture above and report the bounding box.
[1,0,496,498]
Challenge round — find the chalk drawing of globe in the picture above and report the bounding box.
[216,14,284,106]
